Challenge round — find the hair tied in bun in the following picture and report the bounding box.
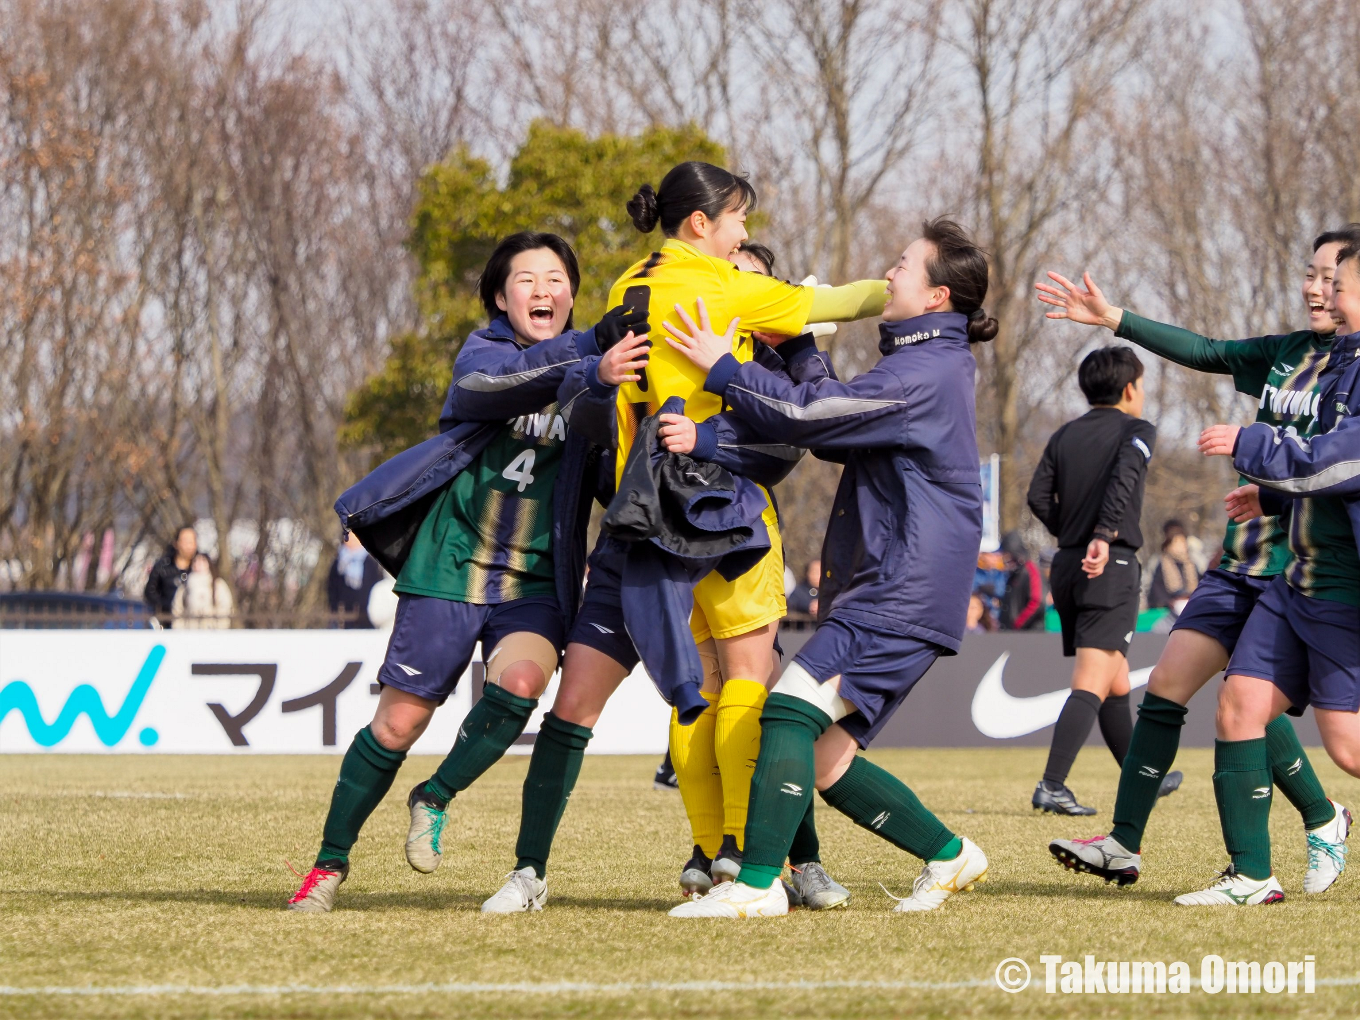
[627,183,660,233]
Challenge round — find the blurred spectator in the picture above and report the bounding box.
[973,549,1007,623]
[171,553,233,629]
[328,532,384,628]
[789,559,821,616]
[1149,520,1201,615]
[143,525,197,617]
[999,531,1046,630]
[966,593,996,633]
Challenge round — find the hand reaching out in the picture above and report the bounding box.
[663,297,739,372]
[658,413,697,454]
[1224,484,1264,523]
[1198,424,1241,458]
[1035,271,1123,331]
[596,330,650,386]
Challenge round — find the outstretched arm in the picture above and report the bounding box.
[1206,417,1360,498]
[555,330,651,448]
[664,299,905,449]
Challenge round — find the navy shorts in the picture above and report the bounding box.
[565,538,640,670]
[793,617,941,748]
[378,594,565,704]
[1169,567,1272,652]
[1226,577,1360,713]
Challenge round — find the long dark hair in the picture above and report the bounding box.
[921,218,998,344]
[627,162,757,237]
[477,231,581,329]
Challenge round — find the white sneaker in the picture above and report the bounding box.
[1174,867,1284,906]
[668,879,789,918]
[1048,834,1141,886]
[1303,800,1351,893]
[404,785,446,874]
[887,838,988,912]
[481,867,547,914]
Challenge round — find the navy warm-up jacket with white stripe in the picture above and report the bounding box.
[703,311,983,652]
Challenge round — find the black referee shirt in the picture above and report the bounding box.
[1026,406,1156,550]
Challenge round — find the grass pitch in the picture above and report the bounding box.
[1,747,1357,1019]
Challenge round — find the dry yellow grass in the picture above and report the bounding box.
[1,747,1356,1019]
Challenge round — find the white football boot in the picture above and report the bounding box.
[285,863,348,912]
[787,862,851,910]
[404,784,447,874]
[1173,867,1284,906]
[887,838,988,912]
[1048,834,1141,886]
[1303,801,1351,893]
[668,879,789,918]
[481,866,548,914]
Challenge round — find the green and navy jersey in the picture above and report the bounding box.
[1117,314,1332,575]
[1281,408,1360,606]
[395,404,566,604]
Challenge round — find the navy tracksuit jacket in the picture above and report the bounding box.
[702,312,983,653]
[334,315,607,632]
[1233,329,1360,542]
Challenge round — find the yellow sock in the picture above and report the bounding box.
[715,678,769,850]
[670,695,722,859]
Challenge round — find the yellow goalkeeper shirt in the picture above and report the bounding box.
[606,238,886,482]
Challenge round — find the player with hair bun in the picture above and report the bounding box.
[665,218,996,918]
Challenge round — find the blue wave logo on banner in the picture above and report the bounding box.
[0,644,166,748]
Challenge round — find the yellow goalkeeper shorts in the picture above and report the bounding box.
[690,500,786,643]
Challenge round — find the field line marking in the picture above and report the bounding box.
[2,976,1358,996]
[0,979,996,996]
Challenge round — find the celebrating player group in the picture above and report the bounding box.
[285,158,1356,918]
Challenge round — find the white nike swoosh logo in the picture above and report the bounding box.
[969,652,1151,739]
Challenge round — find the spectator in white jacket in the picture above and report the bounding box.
[171,553,233,629]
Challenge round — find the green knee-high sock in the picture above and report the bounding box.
[1265,715,1335,830]
[424,685,538,804]
[1110,693,1188,852]
[514,712,592,879]
[788,797,821,866]
[736,693,828,889]
[318,725,407,865]
[821,756,957,862]
[1213,738,1273,880]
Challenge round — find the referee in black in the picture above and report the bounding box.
[1026,346,1156,815]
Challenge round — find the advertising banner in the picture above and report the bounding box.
[0,630,1321,753]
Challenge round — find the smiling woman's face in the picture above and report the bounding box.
[496,248,574,343]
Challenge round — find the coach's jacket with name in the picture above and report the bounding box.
[701,311,984,653]
[334,315,607,631]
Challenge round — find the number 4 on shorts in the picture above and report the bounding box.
[502,449,536,492]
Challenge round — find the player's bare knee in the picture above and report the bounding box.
[493,660,548,699]
[370,715,419,751]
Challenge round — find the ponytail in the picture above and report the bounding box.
[922,218,997,344]
[627,161,757,237]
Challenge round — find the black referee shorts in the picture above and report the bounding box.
[1049,546,1141,658]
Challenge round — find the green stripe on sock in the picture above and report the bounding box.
[426,684,538,803]
[821,756,954,862]
[739,694,829,873]
[1110,692,1186,852]
[1265,715,1335,830]
[318,726,407,865]
[514,712,592,879]
[736,863,783,890]
[1213,737,1272,881]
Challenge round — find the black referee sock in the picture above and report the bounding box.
[1098,692,1133,766]
[1042,690,1102,785]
